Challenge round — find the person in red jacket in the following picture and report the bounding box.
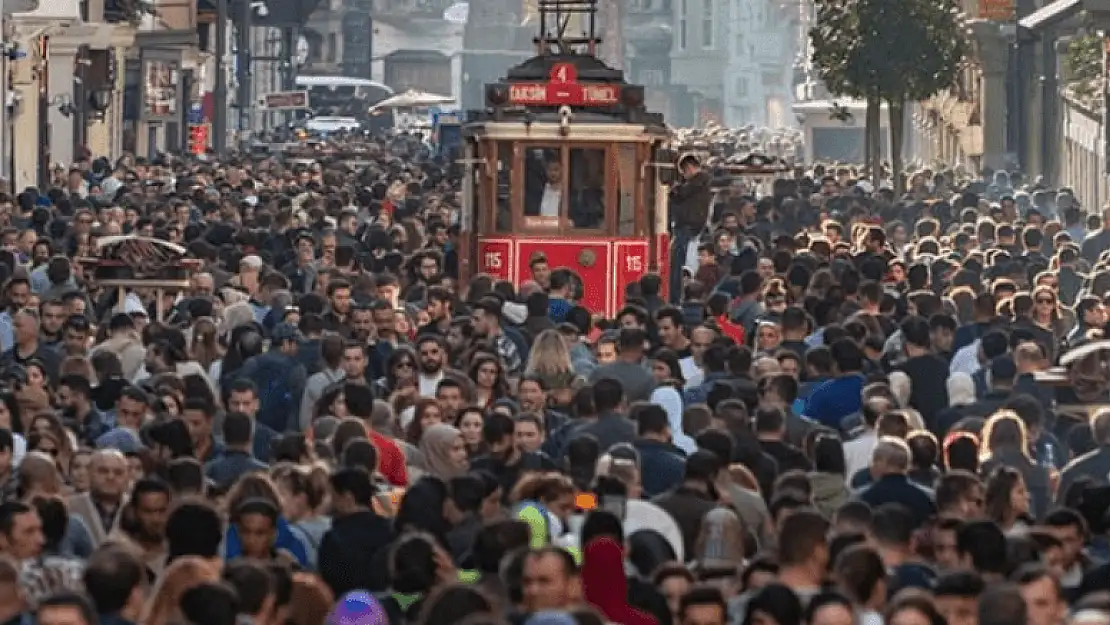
[707,293,745,345]
[581,537,658,625]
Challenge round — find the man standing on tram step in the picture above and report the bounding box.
[668,153,712,304]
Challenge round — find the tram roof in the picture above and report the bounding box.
[463,118,668,141]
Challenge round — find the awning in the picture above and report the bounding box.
[1019,0,1081,31]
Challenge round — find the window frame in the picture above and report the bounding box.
[701,0,714,48]
[509,142,619,236]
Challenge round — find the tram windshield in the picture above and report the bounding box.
[520,144,608,230]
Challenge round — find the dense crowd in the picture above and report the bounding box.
[0,133,1105,625]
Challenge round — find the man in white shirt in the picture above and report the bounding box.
[538,160,562,217]
[416,335,448,398]
[843,397,892,478]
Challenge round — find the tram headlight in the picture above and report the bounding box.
[559,105,573,135]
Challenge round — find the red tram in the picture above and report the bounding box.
[459,0,673,316]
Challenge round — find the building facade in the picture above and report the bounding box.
[669,0,795,127]
[8,0,135,188]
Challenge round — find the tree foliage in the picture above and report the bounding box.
[1066,34,1102,101]
[809,0,967,186]
[810,0,968,103]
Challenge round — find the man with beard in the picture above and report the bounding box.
[418,286,453,337]
[472,297,524,377]
[323,279,353,337]
[57,374,109,447]
[518,375,568,440]
[470,412,556,496]
[121,478,170,576]
[364,299,397,382]
[37,300,66,350]
[348,304,375,344]
[60,316,91,360]
[416,334,447,398]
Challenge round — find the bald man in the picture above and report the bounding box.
[67,450,129,545]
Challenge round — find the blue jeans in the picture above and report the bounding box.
[669,226,696,304]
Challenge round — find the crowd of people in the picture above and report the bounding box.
[0,132,1105,625]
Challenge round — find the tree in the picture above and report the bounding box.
[810,0,967,191]
[1066,34,1102,106]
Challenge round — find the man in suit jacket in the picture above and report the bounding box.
[67,449,129,546]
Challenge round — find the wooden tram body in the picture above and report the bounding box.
[459,0,674,316]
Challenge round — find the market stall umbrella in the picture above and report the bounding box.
[369,90,456,111]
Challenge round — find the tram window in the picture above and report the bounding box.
[569,148,607,229]
[524,146,562,220]
[496,141,513,232]
[617,144,637,236]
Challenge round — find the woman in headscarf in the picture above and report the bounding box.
[691,507,749,579]
[419,424,469,480]
[581,537,658,625]
[807,432,849,518]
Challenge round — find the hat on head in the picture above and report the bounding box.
[95,428,143,454]
[240,255,263,270]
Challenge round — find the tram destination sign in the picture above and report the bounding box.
[508,62,620,107]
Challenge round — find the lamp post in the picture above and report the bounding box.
[235,0,252,150]
[36,34,48,191]
[88,87,111,120]
[213,0,228,153]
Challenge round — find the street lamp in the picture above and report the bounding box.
[88,88,112,121]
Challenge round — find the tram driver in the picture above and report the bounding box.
[525,154,563,219]
[525,149,605,228]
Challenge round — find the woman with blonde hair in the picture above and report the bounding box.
[525,329,578,404]
[189,317,224,371]
[979,409,1053,520]
[140,556,220,625]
